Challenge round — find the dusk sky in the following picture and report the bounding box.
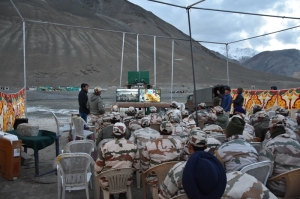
[128,0,300,52]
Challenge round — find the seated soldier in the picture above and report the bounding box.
[192,102,208,128]
[168,109,189,143]
[233,107,255,142]
[164,101,179,121]
[148,106,162,124]
[141,121,183,186]
[129,117,160,152]
[111,105,119,113]
[180,110,196,131]
[294,109,300,137]
[275,107,300,142]
[222,171,277,199]
[254,110,270,141]
[202,112,224,136]
[159,129,208,198]
[127,110,144,135]
[94,122,140,199]
[211,106,229,129]
[123,106,137,125]
[248,104,263,125]
[216,115,258,172]
[96,113,130,150]
[259,114,300,197]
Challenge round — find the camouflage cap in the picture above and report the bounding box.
[256,110,267,118]
[170,101,179,108]
[149,106,157,113]
[188,129,207,147]
[94,86,103,93]
[275,107,289,116]
[111,105,119,112]
[110,112,121,120]
[112,122,126,136]
[269,115,286,128]
[140,116,150,127]
[160,121,173,134]
[135,110,145,119]
[126,106,136,115]
[212,106,224,114]
[252,104,263,114]
[207,112,217,121]
[198,102,206,108]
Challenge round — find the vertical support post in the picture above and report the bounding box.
[226,44,230,86]
[187,9,198,126]
[23,21,27,117]
[137,34,139,72]
[120,32,125,87]
[171,39,174,102]
[154,36,156,89]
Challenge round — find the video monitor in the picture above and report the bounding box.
[139,89,161,102]
[116,89,139,102]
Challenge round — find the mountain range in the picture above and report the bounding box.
[0,0,299,90]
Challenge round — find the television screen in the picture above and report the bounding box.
[139,89,161,102]
[116,89,139,102]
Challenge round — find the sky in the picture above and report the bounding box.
[128,0,300,52]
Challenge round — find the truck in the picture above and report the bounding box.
[185,85,228,112]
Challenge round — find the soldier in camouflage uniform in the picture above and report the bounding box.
[202,112,224,136]
[168,109,189,143]
[253,110,270,141]
[94,122,140,197]
[211,106,229,129]
[148,106,162,124]
[216,115,258,172]
[221,171,277,199]
[127,110,144,135]
[164,101,179,121]
[123,106,136,126]
[159,129,208,199]
[180,110,196,131]
[259,114,300,196]
[248,104,263,126]
[141,121,183,186]
[233,107,255,142]
[275,107,300,142]
[294,109,300,138]
[192,102,208,128]
[129,117,160,151]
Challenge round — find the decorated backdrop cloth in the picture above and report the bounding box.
[0,88,25,132]
[231,88,300,114]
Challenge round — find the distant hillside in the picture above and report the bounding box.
[243,49,300,77]
[209,47,259,63]
[0,0,299,90]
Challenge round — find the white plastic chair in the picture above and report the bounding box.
[54,153,95,199]
[240,160,272,185]
[72,116,94,141]
[95,168,135,199]
[53,112,74,136]
[213,134,226,143]
[250,142,262,153]
[63,140,96,155]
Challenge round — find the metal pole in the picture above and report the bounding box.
[171,39,174,102]
[23,21,27,117]
[154,36,156,89]
[120,32,125,87]
[137,34,139,71]
[226,44,229,86]
[187,8,199,126]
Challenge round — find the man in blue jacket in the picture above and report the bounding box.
[221,86,232,115]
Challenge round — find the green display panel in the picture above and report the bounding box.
[128,71,149,85]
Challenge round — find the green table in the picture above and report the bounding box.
[7,130,58,177]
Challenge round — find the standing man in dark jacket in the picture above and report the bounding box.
[232,87,244,108]
[78,83,90,124]
[221,86,232,115]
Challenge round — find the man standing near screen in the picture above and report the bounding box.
[78,83,90,124]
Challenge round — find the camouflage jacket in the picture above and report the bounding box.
[171,123,189,143]
[128,127,160,150]
[243,123,255,142]
[159,161,186,199]
[217,135,258,172]
[149,113,162,124]
[221,171,277,199]
[192,109,208,122]
[141,135,183,171]
[94,138,140,173]
[259,133,300,196]
[164,108,177,121]
[202,124,224,135]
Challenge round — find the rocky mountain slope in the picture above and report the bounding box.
[209,47,259,63]
[243,49,300,78]
[0,0,299,90]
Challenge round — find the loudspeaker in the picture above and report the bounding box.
[13,118,28,130]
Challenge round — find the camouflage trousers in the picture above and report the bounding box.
[89,114,103,134]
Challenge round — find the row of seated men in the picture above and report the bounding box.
[89,101,300,199]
